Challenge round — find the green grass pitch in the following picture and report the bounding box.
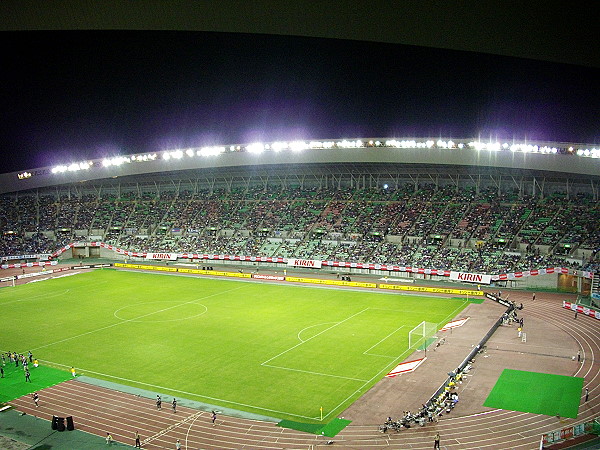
[0,269,469,422]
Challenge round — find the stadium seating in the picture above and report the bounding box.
[0,186,597,274]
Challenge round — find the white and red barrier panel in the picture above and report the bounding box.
[253,274,285,281]
[563,301,600,320]
[34,241,597,281]
[385,358,426,377]
[287,259,322,268]
[145,252,178,261]
[450,271,492,284]
[440,317,470,331]
[1,261,57,269]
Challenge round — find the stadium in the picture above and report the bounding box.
[1,137,599,449]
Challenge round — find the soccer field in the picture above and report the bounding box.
[0,269,469,422]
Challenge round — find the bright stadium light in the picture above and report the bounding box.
[271,141,288,152]
[51,165,67,174]
[185,149,195,157]
[426,140,434,148]
[198,146,225,157]
[289,141,307,152]
[247,142,265,154]
[162,152,171,160]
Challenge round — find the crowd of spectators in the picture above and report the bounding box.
[0,186,597,275]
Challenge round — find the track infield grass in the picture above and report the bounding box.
[0,269,469,422]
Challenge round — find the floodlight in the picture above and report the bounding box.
[426,140,434,148]
[383,184,389,189]
[185,149,194,157]
[247,142,265,154]
[163,152,171,160]
[198,146,225,157]
[271,141,288,152]
[458,143,464,148]
[290,141,307,151]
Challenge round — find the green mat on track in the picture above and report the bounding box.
[277,418,352,437]
[0,363,72,403]
[484,369,583,419]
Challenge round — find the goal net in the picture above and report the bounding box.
[408,321,438,351]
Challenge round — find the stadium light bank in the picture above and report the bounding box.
[16,137,600,182]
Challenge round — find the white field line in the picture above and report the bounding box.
[437,300,470,333]
[296,322,338,343]
[0,288,71,306]
[320,346,414,421]
[261,363,369,382]
[29,285,246,352]
[185,412,205,450]
[37,359,320,421]
[319,299,472,421]
[362,325,406,357]
[260,308,369,366]
[142,410,203,446]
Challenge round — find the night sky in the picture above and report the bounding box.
[1,29,599,174]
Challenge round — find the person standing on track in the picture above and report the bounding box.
[156,395,162,409]
[106,432,113,445]
[434,432,441,449]
[134,431,141,448]
[172,398,177,413]
[32,392,39,407]
[211,410,217,425]
[175,438,181,449]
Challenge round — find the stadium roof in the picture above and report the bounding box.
[2,138,598,194]
[2,1,598,69]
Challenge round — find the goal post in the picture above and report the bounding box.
[408,321,438,351]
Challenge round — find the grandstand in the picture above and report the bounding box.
[1,137,600,449]
[1,138,598,289]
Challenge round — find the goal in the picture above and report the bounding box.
[408,321,438,351]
